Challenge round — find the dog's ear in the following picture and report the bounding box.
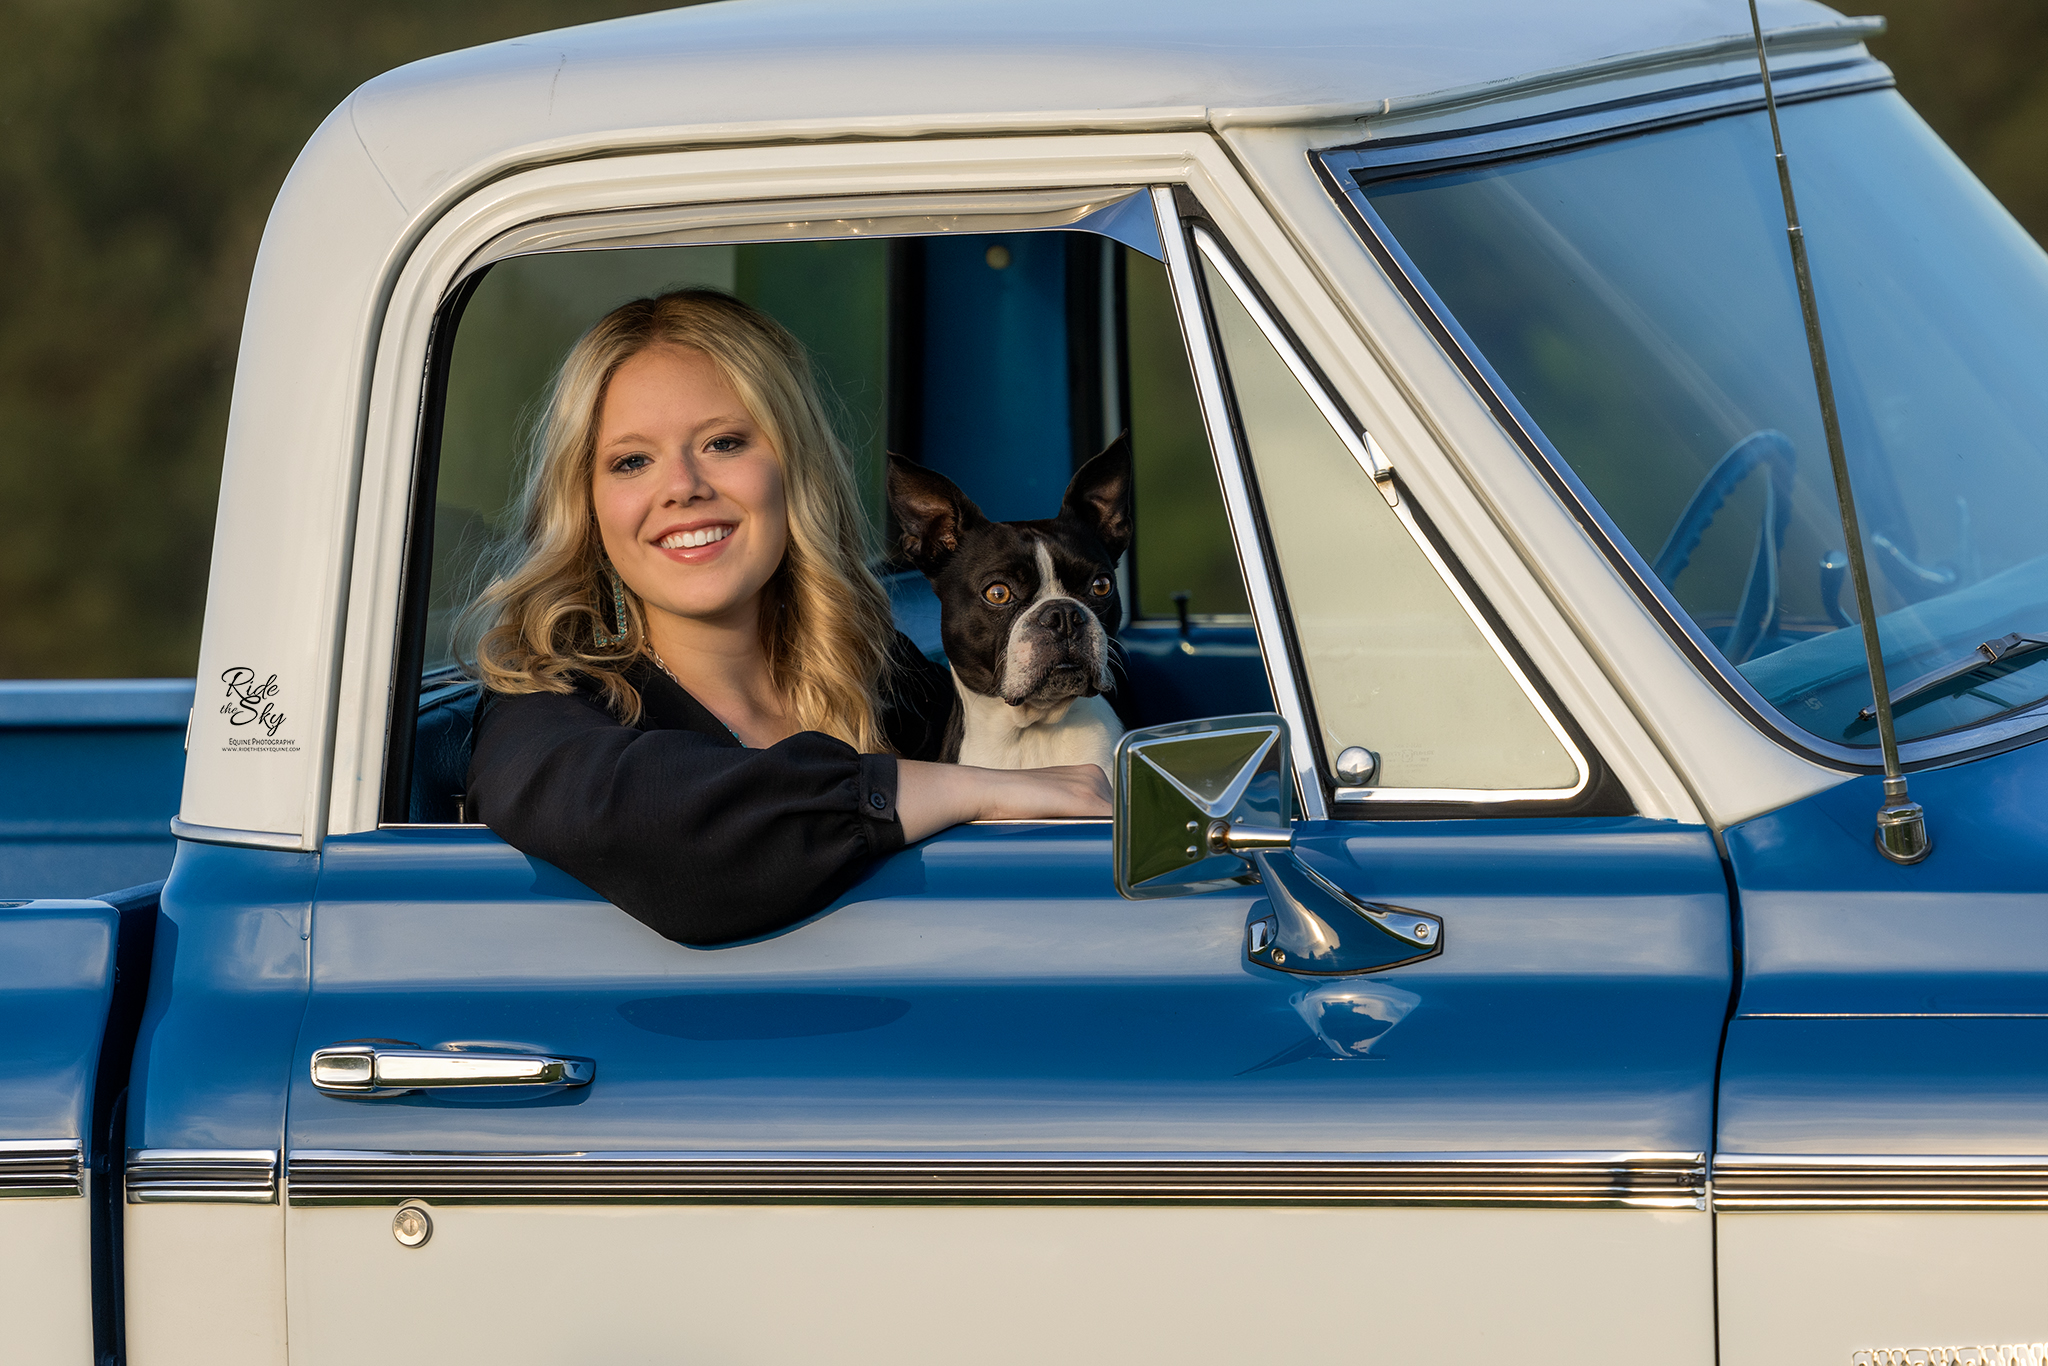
[888,453,986,576]
[1060,434,1134,561]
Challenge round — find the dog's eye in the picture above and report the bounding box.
[982,583,1012,606]
[1089,575,1114,597]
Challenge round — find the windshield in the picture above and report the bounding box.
[1349,89,2048,748]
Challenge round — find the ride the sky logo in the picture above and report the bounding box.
[220,666,289,740]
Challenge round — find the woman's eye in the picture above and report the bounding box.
[982,583,1012,606]
[1089,575,1114,597]
[706,435,745,454]
[611,453,651,473]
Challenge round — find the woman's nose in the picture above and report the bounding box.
[664,451,716,504]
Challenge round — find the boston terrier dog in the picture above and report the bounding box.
[888,439,1131,777]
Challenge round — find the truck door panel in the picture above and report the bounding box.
[284,809,1726,1365]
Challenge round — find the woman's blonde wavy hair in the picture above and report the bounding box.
[465,288,895,750]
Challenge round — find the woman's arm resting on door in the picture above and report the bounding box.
[895,759,1110,844]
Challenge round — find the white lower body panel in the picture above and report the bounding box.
[0,1196,94,1364]
[1719,1212,2048,1365]
[286,1204,1712,1365]
[126,1203,288,1366]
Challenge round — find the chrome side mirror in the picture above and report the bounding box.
[1113,714,1294,899]
[1113,713,1444,976]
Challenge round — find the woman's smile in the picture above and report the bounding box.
[652,520,737,559]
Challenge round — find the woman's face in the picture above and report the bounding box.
[591,345,789,633]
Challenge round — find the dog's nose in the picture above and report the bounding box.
[1035,600,1085,638]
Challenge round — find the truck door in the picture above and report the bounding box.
[282,185,1731,1365]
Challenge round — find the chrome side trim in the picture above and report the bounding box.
[125,1149,279,1204]
[168,817,307,853]
[287,1150,1706,1208]
[0,1140,85,1198]
[1715,1156,2048,1211]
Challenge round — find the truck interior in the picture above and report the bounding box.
[386,212,1272,825]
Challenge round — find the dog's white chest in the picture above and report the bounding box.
[952,670,1123,777]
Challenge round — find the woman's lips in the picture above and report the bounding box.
[652,523,736,564]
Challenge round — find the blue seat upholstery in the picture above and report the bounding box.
[410,675,482,824]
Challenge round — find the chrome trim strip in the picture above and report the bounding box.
[1714,1156,2048,1210]
[126,1148,279,1204]
[168,817,306,853]
[1152,187,1327,821]
[0,1140,85,1198]
[287,1150,1706,1208]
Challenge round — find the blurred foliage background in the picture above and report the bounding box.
[0,0,2041,677]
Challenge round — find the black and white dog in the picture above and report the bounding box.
[888,440,1131,776]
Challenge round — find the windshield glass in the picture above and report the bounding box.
[1351,89,2048,747]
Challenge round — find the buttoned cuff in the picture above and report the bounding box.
[857,753,903,853]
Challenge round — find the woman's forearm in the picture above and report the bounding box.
[895,759,1111,843]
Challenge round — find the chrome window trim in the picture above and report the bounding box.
[1315,76,2048,776]
[1189,230,1591,805]
[125,1148,279,1205]
[1152,186,1328,821]
[1714,1155,2048,1211]
[0,1139,85,1199]
[287,1148,1706,1209]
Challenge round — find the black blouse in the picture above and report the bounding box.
[467,635,956,946]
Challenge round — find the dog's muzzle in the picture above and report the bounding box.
[1001,599,1111,706]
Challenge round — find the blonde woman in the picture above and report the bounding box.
[465,290,1108,946]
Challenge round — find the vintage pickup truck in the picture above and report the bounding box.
[9,0,2048,1362]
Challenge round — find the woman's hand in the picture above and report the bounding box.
[895,759,1111,844]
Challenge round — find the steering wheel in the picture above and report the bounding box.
[1650,430,1797,664]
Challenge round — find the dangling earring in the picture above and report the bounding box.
[593,562,631,648]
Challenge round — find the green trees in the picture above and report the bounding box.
[0,1,664,676]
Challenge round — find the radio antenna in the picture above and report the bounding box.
[1746,0,1929,864]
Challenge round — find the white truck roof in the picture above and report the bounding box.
[346,0,1868,212]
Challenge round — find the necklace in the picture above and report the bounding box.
[648,651,748,748]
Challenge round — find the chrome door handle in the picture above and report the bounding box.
[311,1043,594,1096]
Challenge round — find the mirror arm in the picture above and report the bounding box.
[1244,849,1443,975]
[1207,820,1294,856]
